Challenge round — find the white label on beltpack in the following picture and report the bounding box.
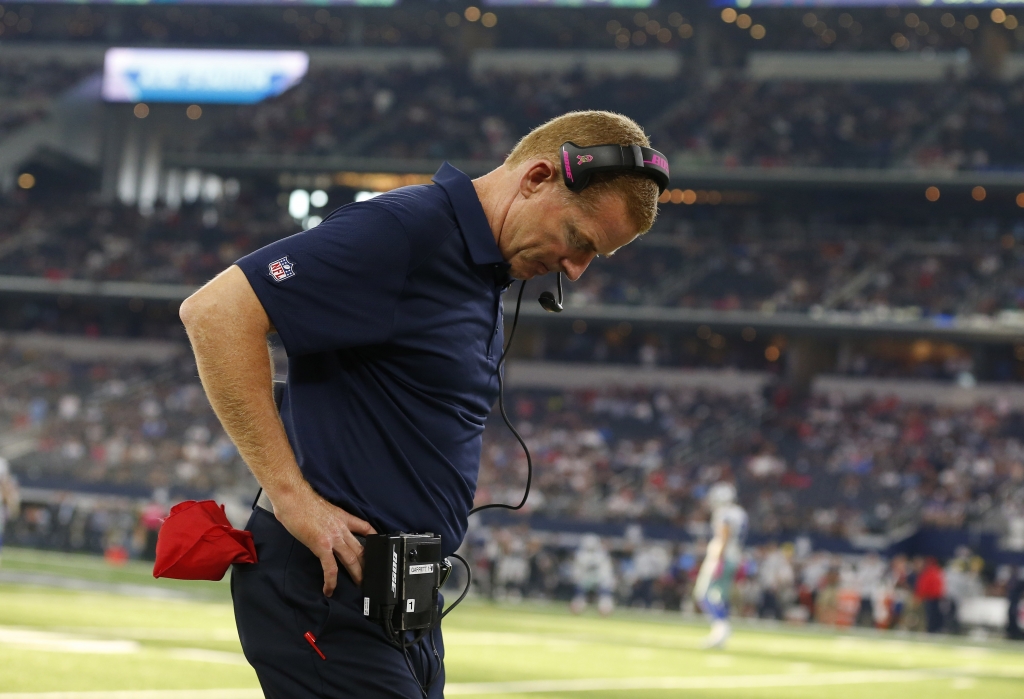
[406,599,416,613]
[408,564,434,575]
[363,597,370,616]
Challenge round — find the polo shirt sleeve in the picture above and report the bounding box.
[235,203,411,357]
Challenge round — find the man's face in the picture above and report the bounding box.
[499,161,638,281]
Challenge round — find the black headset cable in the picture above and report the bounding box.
[469,279,533,515]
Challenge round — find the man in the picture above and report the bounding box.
[692,482,747,649]
[179,111,662,698]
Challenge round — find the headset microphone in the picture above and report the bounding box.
[538,273,563,313]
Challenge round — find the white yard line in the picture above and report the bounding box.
[0,627,140,655]
[444,669,939,695]
[0,626,247,665]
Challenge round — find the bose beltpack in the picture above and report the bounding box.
[361,532,446,632]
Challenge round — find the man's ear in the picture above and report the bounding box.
[519,159,559,198]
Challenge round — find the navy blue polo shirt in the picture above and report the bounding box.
[235,163,510,556]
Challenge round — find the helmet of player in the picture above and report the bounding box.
[706,482,736,509]
[580,533,602,551]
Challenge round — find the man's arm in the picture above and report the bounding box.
[179,265,376,594]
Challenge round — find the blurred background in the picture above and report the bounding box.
[2,0,1024,694]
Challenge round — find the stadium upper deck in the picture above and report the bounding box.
[4,3,1023,54]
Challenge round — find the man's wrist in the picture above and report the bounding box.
[263,477,316,512]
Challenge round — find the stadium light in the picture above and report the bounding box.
[289,189,310,219]
[182,170,202,204]
[310,190,329,208]
[355,191,384,202]
[201,176,223,203]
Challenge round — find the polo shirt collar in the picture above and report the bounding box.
[433,162,508,269]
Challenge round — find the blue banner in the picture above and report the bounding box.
[102,48,309,105]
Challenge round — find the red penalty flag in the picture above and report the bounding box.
[153,500,257,581]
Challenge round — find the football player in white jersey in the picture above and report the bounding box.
[571,534,616,616]
[693,482,747,649]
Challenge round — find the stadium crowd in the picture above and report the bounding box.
[0,345,247,496]
[0,58,93,143]
[167,66,1024,172]
[5,194,1024,324]
[6,54,1024,170]
[8,4,1024,55]
[4,341,1023,546]
[184,68,682,163]
[476,387,1024,541]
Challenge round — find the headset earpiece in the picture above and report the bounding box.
[560,141,670,195]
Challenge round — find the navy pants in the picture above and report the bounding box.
[231,507,445,698]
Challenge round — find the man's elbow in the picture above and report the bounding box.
[179,292,200,330]
[179,287,216,333]
[179,267,273,338]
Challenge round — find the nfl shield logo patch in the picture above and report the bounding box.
[269,256,295,282]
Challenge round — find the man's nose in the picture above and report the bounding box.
[561,252,595,282]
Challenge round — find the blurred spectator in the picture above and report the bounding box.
[916,556,947,633]
[758,542,795,620]
[1009,566,1024,640]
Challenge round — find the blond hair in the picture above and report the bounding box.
[505,111,660,234]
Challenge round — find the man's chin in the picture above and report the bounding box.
[511,263,540,280]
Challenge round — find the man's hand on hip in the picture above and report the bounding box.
[274,488,377,595]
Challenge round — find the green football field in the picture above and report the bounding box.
[0,548,1022,699]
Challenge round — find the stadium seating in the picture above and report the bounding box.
[4,195,1023,326]
[4,340,1023,551]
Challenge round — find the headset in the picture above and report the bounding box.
[538,141,671,315]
